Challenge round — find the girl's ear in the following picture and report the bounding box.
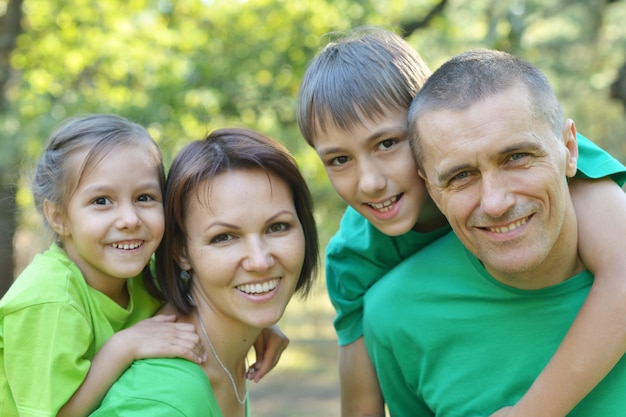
[43,199,70,237]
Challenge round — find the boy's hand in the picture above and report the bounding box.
[247,325,289,382]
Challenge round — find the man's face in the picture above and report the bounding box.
[416,85,578,288]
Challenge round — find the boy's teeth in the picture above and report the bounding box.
[369,196,398,212]
[237,278,280,295]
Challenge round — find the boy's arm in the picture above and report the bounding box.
[339,337,386,417]
[247,324,290,382]
[503,178,626,417]
[57,314,204,417]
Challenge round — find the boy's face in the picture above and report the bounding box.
[311,108,428,236]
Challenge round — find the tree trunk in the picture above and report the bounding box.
[0,167,17,296]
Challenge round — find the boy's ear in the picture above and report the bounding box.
[43,199,70,237]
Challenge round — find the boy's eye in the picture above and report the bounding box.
[377,139,396,150]
[268,222,289,233]
[93,197,111,205]
[330,155,349,166]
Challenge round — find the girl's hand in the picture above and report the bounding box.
[116,314,206,364]
[247,325,289,382]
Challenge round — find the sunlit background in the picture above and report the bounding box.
[2,0,626,415]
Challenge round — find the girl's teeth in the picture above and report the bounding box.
[111,241,142,250]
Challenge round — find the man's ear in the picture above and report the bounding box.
[419,170,445,213]
[562,119,579,178]
[43,199,69,237]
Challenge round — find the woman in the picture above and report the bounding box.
[91,128,319,416]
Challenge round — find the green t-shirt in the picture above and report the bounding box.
[363,232,626,417]
[90,358,234,417]
[326,133,626,346]
[0,244,161,417]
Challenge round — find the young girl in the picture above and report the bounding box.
[0,114,205,417]
[0,115,286,417]
[90,128,319,416]
[297,27,626,417]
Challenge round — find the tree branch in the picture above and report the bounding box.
[399,0,448,37]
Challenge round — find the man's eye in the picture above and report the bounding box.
[330,156,349,166]
[452,171,469,181]
[510,152,528,161]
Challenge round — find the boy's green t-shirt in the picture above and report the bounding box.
[326,133,626,346]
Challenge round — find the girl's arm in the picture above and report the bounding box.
[57,314,205,417]
[339,337,386,417]
[499,178,626,417]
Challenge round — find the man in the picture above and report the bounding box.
[363,49,626,417]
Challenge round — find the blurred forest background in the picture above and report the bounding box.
[1,0,626,415]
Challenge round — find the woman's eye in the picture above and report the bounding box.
[330,156,349,166]
[211,233,233,243]
[268,222,289,233]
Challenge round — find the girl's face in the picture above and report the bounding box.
[311,107,431,236]
[180,169,304,331]
[56,143,164,301]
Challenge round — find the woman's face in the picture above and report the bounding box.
[179,168,305,329]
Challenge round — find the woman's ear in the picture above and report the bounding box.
[43,199,70,237]
[176,245,192,272]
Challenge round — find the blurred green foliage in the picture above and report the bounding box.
[2,0,626,275]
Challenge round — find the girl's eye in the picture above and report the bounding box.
[378,139,396,150]
[137,194,155,202]
[93,197,111,205]
[268,222,289,233]
[330,155,349,166]
[211,233,233,244]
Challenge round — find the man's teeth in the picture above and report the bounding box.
[368,196,398,212]
[487,217,528,233]
[111,241,142,250]
[237,278,280,295]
